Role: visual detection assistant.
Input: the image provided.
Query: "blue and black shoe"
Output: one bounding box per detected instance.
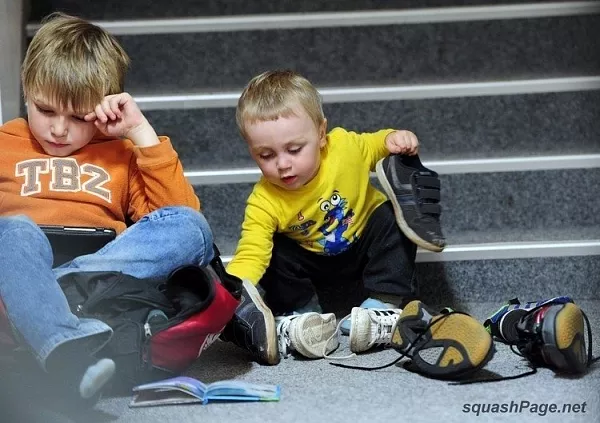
[220,280,279,365]
[375,154,445,252]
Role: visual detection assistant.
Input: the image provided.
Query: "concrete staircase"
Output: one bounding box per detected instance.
[26,0,600,304]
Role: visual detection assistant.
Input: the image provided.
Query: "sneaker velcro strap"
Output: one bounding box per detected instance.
[415,175,440,189]
[419,203,442,215]
[417,188,440,202]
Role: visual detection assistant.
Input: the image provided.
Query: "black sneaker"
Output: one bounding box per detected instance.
[511,301,589,374]
[376,154,445,252]
[220,280,279,365]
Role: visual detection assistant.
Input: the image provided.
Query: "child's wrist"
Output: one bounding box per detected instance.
[127,119,159,147]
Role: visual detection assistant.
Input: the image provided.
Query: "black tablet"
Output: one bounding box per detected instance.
[39,225,117,267]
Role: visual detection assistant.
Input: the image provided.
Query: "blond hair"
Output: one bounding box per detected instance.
[236,70,325,139]
[21,12,130,113]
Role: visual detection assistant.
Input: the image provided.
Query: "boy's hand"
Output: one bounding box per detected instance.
[385,130,419,155]
[85,93,159,147]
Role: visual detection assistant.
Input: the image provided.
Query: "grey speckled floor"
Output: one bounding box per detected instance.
[92,300,600,423]
[3,301,599,423]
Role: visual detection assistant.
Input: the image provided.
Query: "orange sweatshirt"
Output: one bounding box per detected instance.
[0,118,200,233]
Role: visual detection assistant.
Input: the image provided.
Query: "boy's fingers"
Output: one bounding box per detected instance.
[407,134,419,151]
[101,98,116,120]
[84,112,96,121]
[95,104,108,123]
[109,95,123,118]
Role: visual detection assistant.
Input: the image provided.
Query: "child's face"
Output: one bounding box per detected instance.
[245,106,327,190]
[27,94,97,157]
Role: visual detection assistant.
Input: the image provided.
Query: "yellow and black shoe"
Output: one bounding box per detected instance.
[390,300,494,380]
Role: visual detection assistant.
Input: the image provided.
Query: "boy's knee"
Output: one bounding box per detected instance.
[0,215,52,255]
[0,215,42,236]
[156,206,214,248]
[179,207,213,242]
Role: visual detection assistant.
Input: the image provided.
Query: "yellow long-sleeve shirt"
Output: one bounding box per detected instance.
[0,118,200,233]
[227,127,394,284]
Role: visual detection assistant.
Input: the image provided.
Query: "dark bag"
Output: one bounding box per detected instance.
[57,253,241,388]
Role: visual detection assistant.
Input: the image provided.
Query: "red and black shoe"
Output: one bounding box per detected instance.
[512,301,591,374]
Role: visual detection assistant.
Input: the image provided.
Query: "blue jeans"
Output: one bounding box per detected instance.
[0,207,214,370]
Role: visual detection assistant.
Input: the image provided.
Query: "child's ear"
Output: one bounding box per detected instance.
[319,118,328,148]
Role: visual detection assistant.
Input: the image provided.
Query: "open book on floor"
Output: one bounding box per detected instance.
[129,376,281,407]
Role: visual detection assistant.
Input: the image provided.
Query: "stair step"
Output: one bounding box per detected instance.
[215,250,600,303]
[195,167,600,256]
[99,14,600,93]
[147,89,600,170]
[216,231,600,263]
[136,76,600,110]
[416,255,600,303]
[443,226,600,245]
[185,155,600,186]
[29,1,595,21]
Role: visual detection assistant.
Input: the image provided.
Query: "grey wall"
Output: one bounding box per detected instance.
[0,0,26,123]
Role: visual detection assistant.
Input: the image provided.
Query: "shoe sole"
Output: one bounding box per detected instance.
[375,159,444,252]
[392,301,494,379]
[541,303,587,373]
[290,313,338,359]
[242,280,279,365]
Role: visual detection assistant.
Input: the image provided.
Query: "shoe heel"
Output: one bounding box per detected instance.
[291,313,338,359]
[542,303,587,373]
[349,307,368,352]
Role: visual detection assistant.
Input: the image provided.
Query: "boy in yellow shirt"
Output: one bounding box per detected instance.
[227,70,493,379]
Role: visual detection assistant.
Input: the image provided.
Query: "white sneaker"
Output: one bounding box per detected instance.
[277,312,339,359]
[349,308,402,353]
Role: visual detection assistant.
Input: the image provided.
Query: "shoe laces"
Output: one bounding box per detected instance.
[323,314,354,360]
[276,315,298,359]
[368,309,400,345]
[328,309,465,369]
[323,309,401,360]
